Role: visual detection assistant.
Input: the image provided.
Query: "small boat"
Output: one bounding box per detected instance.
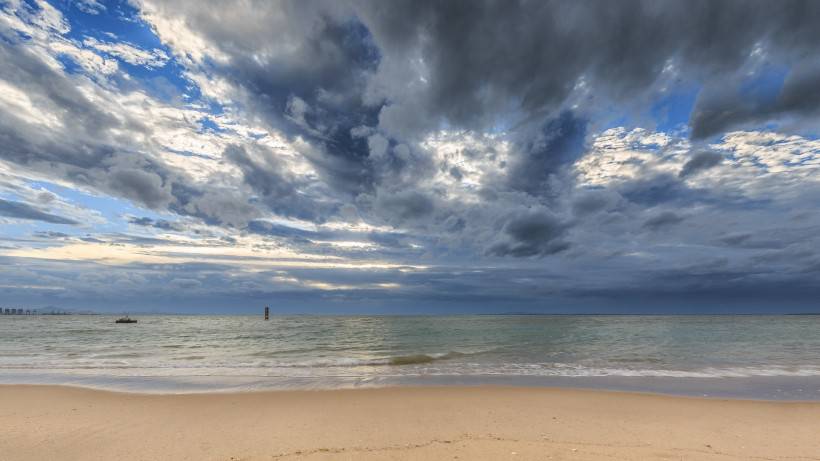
[115,315,137,324]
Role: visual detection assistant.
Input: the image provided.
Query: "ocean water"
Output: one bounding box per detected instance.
[1,315,820,399]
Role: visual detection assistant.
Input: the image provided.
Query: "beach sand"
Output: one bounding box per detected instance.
[1,385,819,460]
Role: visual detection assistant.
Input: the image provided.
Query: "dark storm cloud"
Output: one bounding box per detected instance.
[594,253,820,308]
[571,189,621,217]
[642,211,684,231]
[488,209,570,257]
[778,60,820,117]
[690,59,820,138]
[246,220,356,248]
[0,199,79,225]
[571,271,820,311]
[679,151,723,178]
[717,233,788,250]
[108,168,172,209]
[127,216,186,232]
[128,217,156,227]
[375,190,434,222]
[358,0,820,137]
[619,172,772,211]
[619,174,694,206]
[365,229,418,250]
[508,112,587,196]
[33,231,70,239]
[225,145,333,222]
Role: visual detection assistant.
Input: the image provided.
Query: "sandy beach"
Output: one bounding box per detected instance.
[1,385,819,460]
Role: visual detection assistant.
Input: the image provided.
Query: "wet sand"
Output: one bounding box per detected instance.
[1,385,819,460]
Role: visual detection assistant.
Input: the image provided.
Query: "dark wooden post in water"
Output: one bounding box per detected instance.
[264,306,269,320]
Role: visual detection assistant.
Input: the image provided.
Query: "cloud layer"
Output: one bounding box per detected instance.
[1,0,819,312]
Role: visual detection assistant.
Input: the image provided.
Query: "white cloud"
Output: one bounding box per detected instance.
[83,37,169,68]
[74,0,106,15]
[0,79,62,128]
[136,0,228,66]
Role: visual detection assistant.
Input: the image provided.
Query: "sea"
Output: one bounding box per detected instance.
[1,315,819,399]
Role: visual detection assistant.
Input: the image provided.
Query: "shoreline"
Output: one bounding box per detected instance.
[2,385,819,460]
[3,381,820,403]
[3,372,820,401]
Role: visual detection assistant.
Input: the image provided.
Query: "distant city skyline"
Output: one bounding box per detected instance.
[2,1,820,313]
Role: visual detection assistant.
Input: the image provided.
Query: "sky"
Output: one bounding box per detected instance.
[1,0,820,314]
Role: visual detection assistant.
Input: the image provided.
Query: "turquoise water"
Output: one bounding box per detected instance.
[1,315,819,398]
